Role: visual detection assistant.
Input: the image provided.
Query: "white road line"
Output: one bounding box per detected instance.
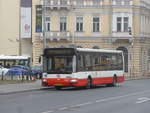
[58,107,68,111]
[71,102,94,107]
[41,90,150,113]
[136,97,150,104]
[95,90,150,103]
[41,111,54,113]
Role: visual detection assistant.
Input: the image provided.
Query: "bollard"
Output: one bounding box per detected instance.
[1,71,4,81]
[11,74,13,80]
[22,72,24,82]
[18,75,20,80]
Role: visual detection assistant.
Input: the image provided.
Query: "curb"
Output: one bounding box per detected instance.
[0,88,41,95]
[125,77,150,81]
[0,87,51,95]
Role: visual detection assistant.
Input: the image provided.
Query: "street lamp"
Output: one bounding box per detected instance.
[128,27,135,79]
[128,27,132,35]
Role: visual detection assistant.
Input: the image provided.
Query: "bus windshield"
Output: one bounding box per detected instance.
[46,56,73,74]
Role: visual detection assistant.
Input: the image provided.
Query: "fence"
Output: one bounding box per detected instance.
[0,72,35,81]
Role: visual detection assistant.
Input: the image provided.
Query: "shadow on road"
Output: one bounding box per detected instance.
[40,84,123,92]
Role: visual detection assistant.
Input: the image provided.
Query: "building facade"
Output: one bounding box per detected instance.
[0,0,32,58]
[32,0,150,78]
[0,0,20,56]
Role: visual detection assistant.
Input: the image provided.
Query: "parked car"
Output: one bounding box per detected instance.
[0,66,9,75]
[31,66,43,79]
[5,65,32,76]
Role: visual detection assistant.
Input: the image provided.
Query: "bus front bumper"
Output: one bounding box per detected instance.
[42,78,86,87]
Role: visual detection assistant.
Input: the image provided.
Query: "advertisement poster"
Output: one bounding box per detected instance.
[21,0,32,38]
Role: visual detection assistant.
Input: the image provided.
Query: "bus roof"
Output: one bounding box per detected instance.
[44,47,122,55]
[76,48,122,53]
[0,55,29,60]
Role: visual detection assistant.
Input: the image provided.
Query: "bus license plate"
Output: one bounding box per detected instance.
[54,84,63,86]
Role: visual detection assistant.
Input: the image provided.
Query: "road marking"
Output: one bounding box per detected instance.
[42,111,54,113]
[136,97,150,104]
[72,102,94,107]
[58,107,68,111]
[41,90,150,113]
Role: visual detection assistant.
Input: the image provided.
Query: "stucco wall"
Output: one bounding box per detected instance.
[0,0,20,55]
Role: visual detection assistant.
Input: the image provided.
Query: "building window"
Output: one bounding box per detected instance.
[76,0,83,6]
[60,17,67,32]
[116,0,122,5]
[93,0,100,6]
[93,17,100,32]
[116,17,129,32]
[60,0,68,5]
[117,17,122,32]
[53,0,58,5]
[124,0,130,5]
[45,0,50,5]
[124,17,129,32]
[45,16,50,32]
[76,17,83,32]
[36,5,42,32]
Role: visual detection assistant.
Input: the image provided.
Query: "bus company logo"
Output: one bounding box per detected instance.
[44,74,48,77]
[56,74,60,78]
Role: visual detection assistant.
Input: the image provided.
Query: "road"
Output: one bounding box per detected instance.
[0,79,150,113]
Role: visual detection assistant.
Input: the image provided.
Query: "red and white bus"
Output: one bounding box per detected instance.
[42,48,124,89]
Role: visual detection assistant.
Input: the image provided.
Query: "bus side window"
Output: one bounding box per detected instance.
[85,54,92,71]
[47,58,52,71]
[100,55,111,71]
[77,55,84,71]
[92,55,98,71]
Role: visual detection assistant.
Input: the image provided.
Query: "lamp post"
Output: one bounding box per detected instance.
[131,39,134,79]
[42,1,47,49]
[0,66,4,81]
[128,27,134,79]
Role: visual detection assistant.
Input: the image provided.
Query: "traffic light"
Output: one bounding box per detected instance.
[128,27,132,35]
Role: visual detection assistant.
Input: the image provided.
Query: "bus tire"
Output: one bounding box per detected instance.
[55,86,62,90]
[86,78,92,89]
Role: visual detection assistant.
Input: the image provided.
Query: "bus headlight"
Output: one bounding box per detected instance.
[70,79,77,82]
[43,79,47,82]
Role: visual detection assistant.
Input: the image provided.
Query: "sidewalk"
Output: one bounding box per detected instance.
[0,80,43,95]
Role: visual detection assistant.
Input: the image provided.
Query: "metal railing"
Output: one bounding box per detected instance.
[44,31,71,41]
[44,0,72,8]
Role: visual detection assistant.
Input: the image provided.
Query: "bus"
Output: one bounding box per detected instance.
[42,48,124,89]
[0,55,30,68]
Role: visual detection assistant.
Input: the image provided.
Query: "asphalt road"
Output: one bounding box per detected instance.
[0,79,150,113]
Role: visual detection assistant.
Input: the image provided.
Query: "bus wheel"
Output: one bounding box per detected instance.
[112,76,117,87]
[86,78,92,89]
[55,86,62,90]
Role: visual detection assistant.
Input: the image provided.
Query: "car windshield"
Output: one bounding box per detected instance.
[46,56,73,74]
